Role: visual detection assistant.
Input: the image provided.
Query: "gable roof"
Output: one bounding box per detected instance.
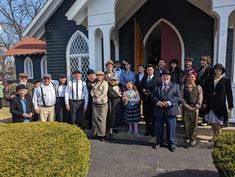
[22,0,64,39]
[4,37,46,56]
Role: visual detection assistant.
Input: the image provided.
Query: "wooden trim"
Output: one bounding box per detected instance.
[134,18,144,73]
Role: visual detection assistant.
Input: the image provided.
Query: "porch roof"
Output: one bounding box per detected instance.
[4,37,46,56]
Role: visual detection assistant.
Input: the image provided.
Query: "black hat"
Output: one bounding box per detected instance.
[170,58,179,65]
[115,60,122,65]
[58,74,67,78]
[213,63,225,73]
[146,64,155,69]
[138,64,145,68]
[72,70,81,75]
[161,69,172,76]
[87,69,95,75]
[16,84,27,92]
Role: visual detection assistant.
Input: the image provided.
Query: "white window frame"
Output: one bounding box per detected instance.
[66,30,89,80]
[24,56,34,79]
[41,55,47,78]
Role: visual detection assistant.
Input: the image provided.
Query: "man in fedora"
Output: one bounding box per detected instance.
[5,73,34,101]
[151,70,180,152]
[65,70,88,128]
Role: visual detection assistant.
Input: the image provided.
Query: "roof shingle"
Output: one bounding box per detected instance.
[4,37,46,56]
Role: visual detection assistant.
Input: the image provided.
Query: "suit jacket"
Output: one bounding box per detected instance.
[204,77,233,123]
[135,73,145,93]
[151,82,180,116]
[155,68,165,79]
[140,75,159,101]
[10,94,33,122]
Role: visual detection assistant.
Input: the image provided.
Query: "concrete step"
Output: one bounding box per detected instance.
[137,119,235,137]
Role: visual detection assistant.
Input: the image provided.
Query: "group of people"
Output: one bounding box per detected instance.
[3,56,233,152]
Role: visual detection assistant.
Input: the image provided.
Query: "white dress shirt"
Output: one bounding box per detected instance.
[33,82,56,109]
[65,80,88,106]
[52,80,66,97]
[138,73,144,82]
[113,67,123,80]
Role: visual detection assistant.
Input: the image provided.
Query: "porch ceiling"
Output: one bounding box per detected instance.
[187,0,213,17]
[115,0,147,29]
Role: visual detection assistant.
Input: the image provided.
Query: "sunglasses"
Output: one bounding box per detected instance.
[43,77,50,80]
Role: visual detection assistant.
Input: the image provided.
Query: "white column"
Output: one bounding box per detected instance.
[95,29,103,71]
[215,11,230,67]
[101,25,113,69]
[88,27,96,70]
[114,41,119,60]
[213,19,219,64]
[230,25,235,123]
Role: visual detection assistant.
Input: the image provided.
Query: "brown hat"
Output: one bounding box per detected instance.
[18,73,29,77]
[161,69,172,76]
[96,71,105,75]
[123,60,130,65]
[105,60,114,67]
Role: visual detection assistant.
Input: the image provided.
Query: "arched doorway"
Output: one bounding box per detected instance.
[144,19,184,67]
[66,30,89,80]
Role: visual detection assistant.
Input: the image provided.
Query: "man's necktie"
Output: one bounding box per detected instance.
[163,83,169,93]
[147,76,151,83]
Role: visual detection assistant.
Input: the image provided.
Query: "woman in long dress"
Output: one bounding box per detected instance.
[204,64,233,141]
[91,71,109,142]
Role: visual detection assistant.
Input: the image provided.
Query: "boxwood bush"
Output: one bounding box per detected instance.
[212,132,235,177]
[0,122,90,177]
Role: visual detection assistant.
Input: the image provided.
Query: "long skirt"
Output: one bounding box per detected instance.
[124,104,140,123]
[92,102,108,137]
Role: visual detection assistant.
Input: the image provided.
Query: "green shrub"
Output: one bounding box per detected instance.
[0,122,90,177]
[212,132,235,177]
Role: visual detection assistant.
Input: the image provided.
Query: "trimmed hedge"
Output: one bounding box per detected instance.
[0,122,90,177]
[212,132,235,177]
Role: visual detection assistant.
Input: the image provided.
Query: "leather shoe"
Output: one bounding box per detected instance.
[144,131,151,136]
[152,143,164,149]
[168,146,176,152]
[98,137,105,142]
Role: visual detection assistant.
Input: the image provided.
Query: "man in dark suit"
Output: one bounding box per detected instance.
[135,64,145,95]
[140,64,159,136]
[151,70,180,152]
[155,59,167,79]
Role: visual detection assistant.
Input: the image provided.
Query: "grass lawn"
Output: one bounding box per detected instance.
[0,107,11,123]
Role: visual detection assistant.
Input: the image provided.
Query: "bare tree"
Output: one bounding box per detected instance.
[0,0,46,80]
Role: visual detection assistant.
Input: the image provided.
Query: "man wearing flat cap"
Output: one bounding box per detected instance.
[65,70,88,128]
[86,69,97,129]
[33,73,57,122]
[151,69,180,152]
[5,73,34,101]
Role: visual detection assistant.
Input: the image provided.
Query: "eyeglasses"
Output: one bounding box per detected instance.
[43,77,50,80]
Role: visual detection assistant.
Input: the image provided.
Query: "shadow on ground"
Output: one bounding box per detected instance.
[153,169,218,177]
